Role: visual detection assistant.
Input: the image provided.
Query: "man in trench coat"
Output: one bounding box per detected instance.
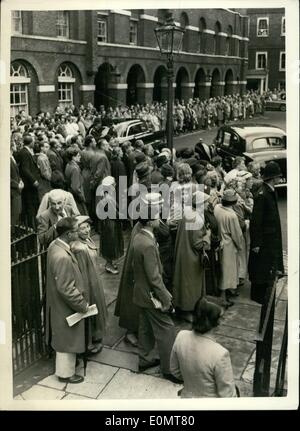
[132,193,181,384]
[46,217,89,384]
[248,161,284,308]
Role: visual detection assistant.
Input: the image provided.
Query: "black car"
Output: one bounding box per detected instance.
[214,124,287,187]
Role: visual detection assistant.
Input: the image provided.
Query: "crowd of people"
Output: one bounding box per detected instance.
[10,91,284,398]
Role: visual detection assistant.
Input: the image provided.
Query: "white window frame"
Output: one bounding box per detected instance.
[256,51,268,70]
[129,20,138,45]
[12,11,22,34]
[279,51,286,71]
[58,65,74,108]
[56,11,70,39]
[10,63,30,117]
[97,14,107,42]
[281,17,285,36]
[257,17,269,37]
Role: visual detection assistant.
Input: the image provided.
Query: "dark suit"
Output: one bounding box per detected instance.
[17,146,41,227]
[36,205,76,247]
[10,156,22,230]
[48,148,65,189]
[132,229,175,373]
[248,182,284,304]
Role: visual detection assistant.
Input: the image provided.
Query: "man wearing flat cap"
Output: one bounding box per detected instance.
[248,161,284,308]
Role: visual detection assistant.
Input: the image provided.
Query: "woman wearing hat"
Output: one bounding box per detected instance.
[214,189,244,307]
[170,297,237,398]
[173,188,211,320]
[65,147,88,215]
[96,176,124,274]
[70,216,108,355]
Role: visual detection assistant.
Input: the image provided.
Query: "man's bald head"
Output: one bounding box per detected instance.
[48,189,66,215]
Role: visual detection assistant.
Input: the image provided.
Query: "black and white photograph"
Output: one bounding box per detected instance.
[0,0,298,411]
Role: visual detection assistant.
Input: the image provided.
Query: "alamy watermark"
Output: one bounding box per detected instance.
[95,177,207,230]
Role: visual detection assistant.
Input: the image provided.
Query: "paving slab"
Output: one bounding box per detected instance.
[76,361,119,385]
[97,369,181,399]
[13,395,24,400]
[275,300,287,321]
[241,349,287,391]
[212,334,255,379]
[236,380,254,397]
[103,302,126,347]
[37,374,67,391]
[114,338,139,355]
[21,384,65,400]
[65,380,105,399]
[63,393,95,400]
[212,324,257,344]
[272,320,286,351]
[92,347,139,372]
[221,303,261,332]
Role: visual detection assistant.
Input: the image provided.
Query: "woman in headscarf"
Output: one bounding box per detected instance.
[70,216,108,354]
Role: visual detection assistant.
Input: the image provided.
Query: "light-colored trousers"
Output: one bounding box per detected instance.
[55,352,76,378]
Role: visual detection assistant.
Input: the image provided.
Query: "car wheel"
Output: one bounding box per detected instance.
[280,104,286,112]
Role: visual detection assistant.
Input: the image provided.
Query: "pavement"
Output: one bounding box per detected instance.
[13,228,288,401]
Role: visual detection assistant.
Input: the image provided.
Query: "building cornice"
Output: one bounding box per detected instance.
[12,34,87,44]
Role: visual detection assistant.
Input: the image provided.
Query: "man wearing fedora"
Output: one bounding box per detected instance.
[132,193,181,384]
[248,161,284,310]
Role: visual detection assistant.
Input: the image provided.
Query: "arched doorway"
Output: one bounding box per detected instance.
[126,64,146,106]
[210,68,221,98]
[153,66,167,102]
[94,63,113,110]
[194,68,206,99]
[224,69,234,95]
[175,67,189,101]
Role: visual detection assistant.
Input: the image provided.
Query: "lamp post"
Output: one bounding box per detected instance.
[155,13,185,164]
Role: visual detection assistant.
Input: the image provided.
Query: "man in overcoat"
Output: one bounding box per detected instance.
[17,135,41,227]
[132,193,181,384]
[46,217,89,384]
[36,189,77,247]
[10,141,24,232]
[248,161,284,308]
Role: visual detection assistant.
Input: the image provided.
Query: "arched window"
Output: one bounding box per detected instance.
[213,22,221,55]
[180,12,189,51]
[199,17,206,53]
[226,26,233,56]
[58,64,75,108]
[10,62,30,117]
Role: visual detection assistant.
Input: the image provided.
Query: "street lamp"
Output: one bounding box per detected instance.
[155,13,185,164]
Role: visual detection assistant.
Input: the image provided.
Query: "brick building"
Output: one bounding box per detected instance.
[236,8,285,93]
[10,8,249,116]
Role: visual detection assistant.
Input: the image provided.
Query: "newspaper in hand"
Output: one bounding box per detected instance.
[66,304,98,327]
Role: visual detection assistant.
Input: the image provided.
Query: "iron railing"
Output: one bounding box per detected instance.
[11,223,48,374]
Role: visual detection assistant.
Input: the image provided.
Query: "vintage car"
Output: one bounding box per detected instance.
[214,124,287,187]
[112,120,164,147]
[265,99,286,112]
